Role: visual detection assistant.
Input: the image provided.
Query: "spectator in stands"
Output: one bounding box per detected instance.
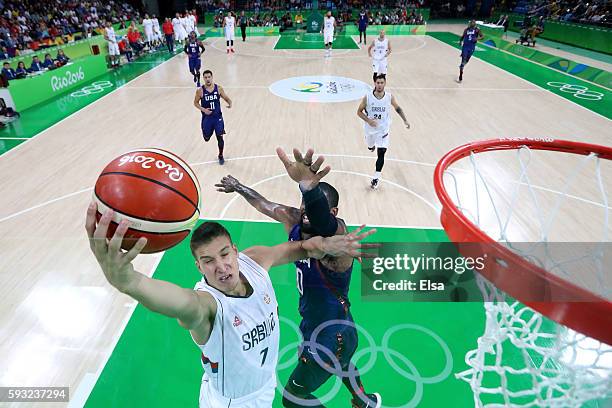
[162,17,174,52]
[42,53,56,69]
[1,61,15,79]
[536,15,545,33]
[0,46,7,59]
[15,61,27,78]
[295,10,304,25]
[30,55,43,72]
[0,0,143,52]
[56,49,70,65]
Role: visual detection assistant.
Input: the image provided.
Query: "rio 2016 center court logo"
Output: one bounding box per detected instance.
[269,76,370,103]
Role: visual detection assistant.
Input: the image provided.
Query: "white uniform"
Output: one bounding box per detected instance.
[224,16,236,41]
[152,18,161,41]
[179,16,189,40]
[372,37,389,74]
[363,90,392,148]
[184,13,195,34]
[323,16,335,44]
[172,17,184,41]
[142,18,154,43]
[105,26,119,56]
[193,253,279,407]
[190,14,199,35]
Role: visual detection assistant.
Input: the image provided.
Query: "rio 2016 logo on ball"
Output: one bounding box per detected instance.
[93,148,201,253]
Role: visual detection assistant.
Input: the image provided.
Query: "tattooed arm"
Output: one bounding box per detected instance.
[215,175,301,232]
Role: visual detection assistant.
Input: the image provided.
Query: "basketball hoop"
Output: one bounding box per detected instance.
[433,138,612,407]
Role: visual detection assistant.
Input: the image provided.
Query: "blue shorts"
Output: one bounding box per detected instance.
[287,322,358,392]
[300,317,358,369]
[201,114,225,140]
[461,46,475,61]
[188,57,201,73]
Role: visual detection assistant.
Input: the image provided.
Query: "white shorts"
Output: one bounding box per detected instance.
[364,129,390,149]
[108,42,120,56]
[145,30,154,43]
[199,375,275,408]
[324,31,334,44]
[372,58,388,74]
[225,29,235,41]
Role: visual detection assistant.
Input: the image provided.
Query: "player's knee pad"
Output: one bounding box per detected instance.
[203,133,213,142]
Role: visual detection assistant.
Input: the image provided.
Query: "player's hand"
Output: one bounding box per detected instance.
[405,121,410,129]
[367,119,378,127]
[226,103,231,109]
[307,225,379,259]
[215,175,241,193]
[276,147,331,190]
[201,108,212,115]
[85,202,147,294]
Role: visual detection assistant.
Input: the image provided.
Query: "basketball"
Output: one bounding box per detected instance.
[93,148,201,254]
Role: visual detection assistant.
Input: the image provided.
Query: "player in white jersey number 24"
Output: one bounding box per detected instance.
[357,75,410,190]
[85,193,376,407]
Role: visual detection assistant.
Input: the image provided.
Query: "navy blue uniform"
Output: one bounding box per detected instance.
[461,27,480,62]
[200,84,225,140]
[287,223,358,390]
[358,13,367,31]
[185,40,203,73]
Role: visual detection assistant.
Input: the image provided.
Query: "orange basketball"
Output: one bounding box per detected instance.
[94,148,201,254]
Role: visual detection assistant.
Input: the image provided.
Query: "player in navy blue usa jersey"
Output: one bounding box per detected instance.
[184,31,205,86]
[193,70,232,165]
[216,148,381,408]
[458,20,483,82]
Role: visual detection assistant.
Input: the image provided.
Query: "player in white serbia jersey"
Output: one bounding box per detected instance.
[223,11,236,53]
[367,30,392,83]
[85,203,375,407]
[357,75,410,189]
[322,11,336,57]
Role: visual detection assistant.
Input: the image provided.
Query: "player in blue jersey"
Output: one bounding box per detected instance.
[458,20,483,83]
[193,70,232,165]
[216,148,381,408]
[184,31,205,86]
[357,9,368,45]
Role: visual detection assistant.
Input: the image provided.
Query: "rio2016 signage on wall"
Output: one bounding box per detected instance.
[9,55,108,111]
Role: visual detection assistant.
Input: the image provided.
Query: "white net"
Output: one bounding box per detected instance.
[444,145,612,407]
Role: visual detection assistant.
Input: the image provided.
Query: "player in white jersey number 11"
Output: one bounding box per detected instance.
[85,177,377,407]
[357,75,410,190]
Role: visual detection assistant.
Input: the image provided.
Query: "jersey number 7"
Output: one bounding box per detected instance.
[260,347,268,366]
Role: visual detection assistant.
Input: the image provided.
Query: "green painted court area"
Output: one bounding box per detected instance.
[85,220,485,408]
[275,33,360,50]
[85,220,609,407]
